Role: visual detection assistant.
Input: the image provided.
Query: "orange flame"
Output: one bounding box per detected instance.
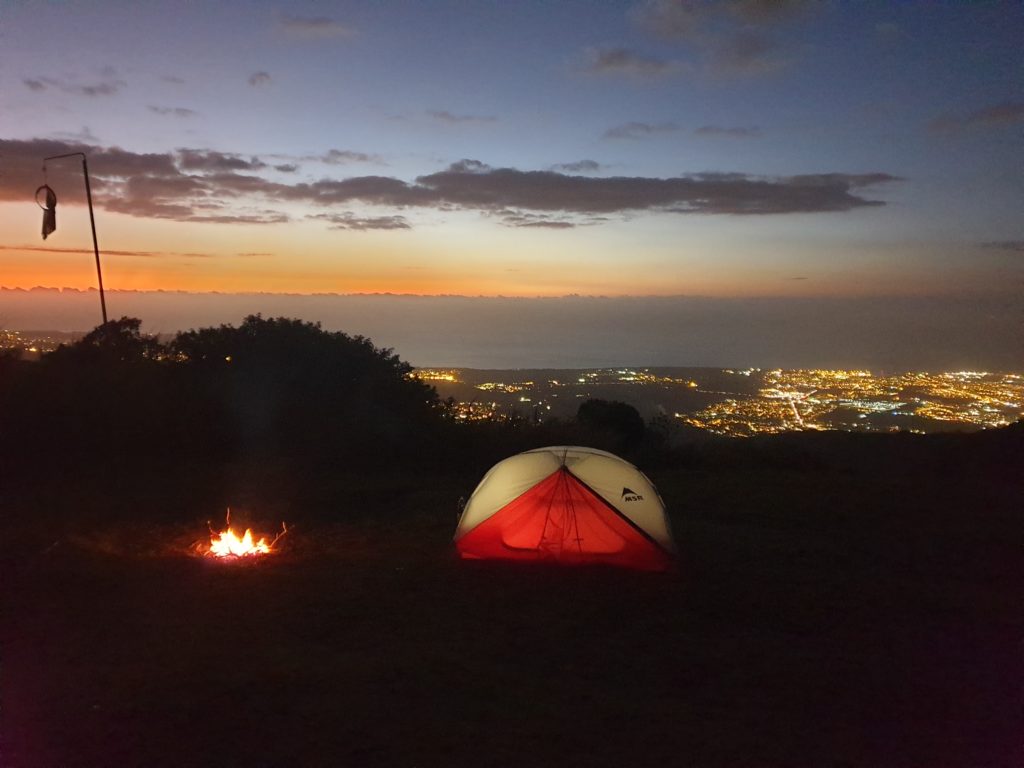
[206,508,287,558]
[209,527,271,557]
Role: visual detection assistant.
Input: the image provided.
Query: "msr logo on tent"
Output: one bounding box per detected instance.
[621,487,644,502]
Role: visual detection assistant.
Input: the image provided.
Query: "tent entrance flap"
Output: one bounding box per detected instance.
[500,468,627,555]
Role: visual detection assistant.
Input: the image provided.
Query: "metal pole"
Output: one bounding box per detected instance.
[43,152,108,324]
[80,156,107,324]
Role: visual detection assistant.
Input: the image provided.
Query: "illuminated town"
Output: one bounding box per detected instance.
[3,332,1019,436]
[0,329,76,359]
[413,366,1023,436]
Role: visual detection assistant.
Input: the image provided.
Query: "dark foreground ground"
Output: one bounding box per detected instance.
[2,433,1022,767]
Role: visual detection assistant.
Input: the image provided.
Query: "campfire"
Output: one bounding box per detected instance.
[206,509,288,558]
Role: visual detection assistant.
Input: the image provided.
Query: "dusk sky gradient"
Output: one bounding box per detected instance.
[1,1,1021,366]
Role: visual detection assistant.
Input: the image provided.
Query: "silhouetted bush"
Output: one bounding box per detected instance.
[0,315,446,471]
[0,317,179,463]
[169,315,441,464]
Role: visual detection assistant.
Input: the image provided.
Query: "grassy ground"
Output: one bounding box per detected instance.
[2,437,1021,767]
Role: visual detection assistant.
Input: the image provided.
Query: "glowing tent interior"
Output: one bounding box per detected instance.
[454,446,676,571]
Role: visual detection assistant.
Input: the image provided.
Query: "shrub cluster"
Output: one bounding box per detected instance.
[0,316,442,470]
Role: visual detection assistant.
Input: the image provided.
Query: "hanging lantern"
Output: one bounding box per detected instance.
[36,184,57,240]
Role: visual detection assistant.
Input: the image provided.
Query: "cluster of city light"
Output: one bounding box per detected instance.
[449,401,501,421]
[422,366,1022,434]
[677,397,809,436]
[0,330,68,355]
[411,369,461,383]
[610,369,697,387]
[683,369,1023,436]
[475,381,533,393]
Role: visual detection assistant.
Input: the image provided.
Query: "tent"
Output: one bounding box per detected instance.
[454,446,676,571]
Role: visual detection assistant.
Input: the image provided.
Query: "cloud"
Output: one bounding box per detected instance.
[446,159,490,174]
[80,81,124,97]
[0,138,274,224]
[273,163,299,173]
[281,175,431,207]
[177,149,266,172]
[550,160,605,173]
[49,126,100,142]
[496,211,577,229]
[319,149,382,165]
[307,212,411,231]
[0,244,213,258]
[427,110,497,124]
[710,31,789,76]
[177,211,290,225]
[731,0,812,24]
[23,75,126,96]
[603,121,681,139]
[161,75,186,84]
[0,139,901,230]
[199,171,286,195]
[0,244,158,257]
[248,71,272,87]
[148,105,199,118]
[634,0,702,40]
[279,15,353,39]
[930,101,1024,133]
[584,48,677,77]
[511,220,575,229]
[695,125,761,138]
[410,163,900,215]
[633,0,812,77]
[980,240,1024,252]
[636,0,811,40]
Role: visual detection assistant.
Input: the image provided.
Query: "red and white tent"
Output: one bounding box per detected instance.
[454,446,676,571]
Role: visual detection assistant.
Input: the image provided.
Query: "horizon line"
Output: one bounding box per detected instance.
[0,285,994,301]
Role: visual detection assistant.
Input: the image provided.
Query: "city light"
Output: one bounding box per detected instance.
[6,339,1023,436]
[415,365,1023,435]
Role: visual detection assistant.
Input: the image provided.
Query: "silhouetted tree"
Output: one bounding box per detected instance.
[576,398,646,454]
[170,315,441,462]
[47,316,162,364]
[0,317,179,462]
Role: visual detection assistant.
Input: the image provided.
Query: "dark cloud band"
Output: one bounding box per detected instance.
[0,139,900,228]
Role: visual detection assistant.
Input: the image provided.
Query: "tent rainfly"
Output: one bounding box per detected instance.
[454,446,676,571]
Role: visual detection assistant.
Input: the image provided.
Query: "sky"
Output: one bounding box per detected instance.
[0,1,1022,367]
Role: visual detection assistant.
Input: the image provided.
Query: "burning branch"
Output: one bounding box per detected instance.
[270,521,290,548]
